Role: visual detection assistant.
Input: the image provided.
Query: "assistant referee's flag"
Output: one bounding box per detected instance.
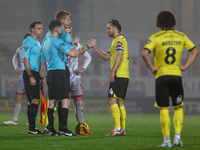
[40,91,47,126]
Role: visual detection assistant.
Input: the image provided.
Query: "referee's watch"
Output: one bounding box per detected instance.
[86,44,90,49]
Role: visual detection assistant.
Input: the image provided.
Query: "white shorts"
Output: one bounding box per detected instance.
[70,78,83,99]
[16,78,26,95]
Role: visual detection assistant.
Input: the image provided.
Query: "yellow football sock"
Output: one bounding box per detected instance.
[119,105,126,129]
[160,109,171,138]
[173,108,183,134]
[110,104,121,128]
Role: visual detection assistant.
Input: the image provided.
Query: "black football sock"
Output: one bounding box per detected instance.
[57,101,62,131]
[27,104,31,125]
[29,103,38,130]
[48,108,54,130]
[61,108,69,132]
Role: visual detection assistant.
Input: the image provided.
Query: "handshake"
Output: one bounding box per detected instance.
[73,37,97,49]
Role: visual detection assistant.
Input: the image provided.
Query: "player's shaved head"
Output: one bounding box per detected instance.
[156,10,176,30]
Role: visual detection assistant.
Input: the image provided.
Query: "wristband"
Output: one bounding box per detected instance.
[74,43,78,46]
[86,44,90,49]
[29,75,33,78]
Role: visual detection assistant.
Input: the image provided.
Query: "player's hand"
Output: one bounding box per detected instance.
[151,67,160,76]
[73,68,85,75]
[73,36,80,44]
[30,77,36,85]
[179,65,186,71]
[16,68,22,75]
[87,39,97,48]
[109,71,115,83]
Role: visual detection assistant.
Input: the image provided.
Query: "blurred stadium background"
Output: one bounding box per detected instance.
[0,0,200,115]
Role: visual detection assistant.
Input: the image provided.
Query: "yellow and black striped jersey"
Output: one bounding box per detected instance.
[144,29,195,79]
[108,35,130,79]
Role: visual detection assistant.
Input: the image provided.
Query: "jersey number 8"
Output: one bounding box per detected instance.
[165,47,176,65]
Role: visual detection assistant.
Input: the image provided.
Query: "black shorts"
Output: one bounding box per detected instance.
[23,70,40,102]
[108,76,129,101]
[47,70,69,100]
[155,75,184,108]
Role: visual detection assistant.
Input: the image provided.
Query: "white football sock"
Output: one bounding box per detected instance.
[12,101,21,122]
[175,133,181,139]
[114,127,121,132]
[164,137,171,143]
[74,101,84,123]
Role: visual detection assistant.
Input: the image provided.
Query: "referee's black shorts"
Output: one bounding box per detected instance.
[155,75,184,108]
[23,70,40,102]
[108,76,129,101]
[47,70,70,100]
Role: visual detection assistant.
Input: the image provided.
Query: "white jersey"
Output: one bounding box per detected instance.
[12,46,23,79]
[66,43,92,82]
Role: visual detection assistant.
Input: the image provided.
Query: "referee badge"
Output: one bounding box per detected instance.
[23,46,29,52]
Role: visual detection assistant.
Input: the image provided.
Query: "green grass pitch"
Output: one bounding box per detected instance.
[0,113,200,150]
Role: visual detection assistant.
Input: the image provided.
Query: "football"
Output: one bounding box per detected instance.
[75,123,90,135]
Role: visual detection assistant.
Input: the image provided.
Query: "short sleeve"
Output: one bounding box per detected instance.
[22,40,31,59]
[184,35,195,51]
[55,39,70,54]
[144,35,156,52]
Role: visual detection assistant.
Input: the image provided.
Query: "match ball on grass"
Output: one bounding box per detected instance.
[75,123,90,135]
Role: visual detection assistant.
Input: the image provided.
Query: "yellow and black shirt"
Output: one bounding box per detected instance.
[144,29,195,79]
[108,35,130,79]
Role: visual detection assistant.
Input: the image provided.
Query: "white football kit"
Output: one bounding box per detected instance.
[66,43,92,98]
[12,46,26,94]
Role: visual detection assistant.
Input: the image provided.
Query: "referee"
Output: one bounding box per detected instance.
[22,21,44,134]
[142,10,198,147]
[41,20,95,136]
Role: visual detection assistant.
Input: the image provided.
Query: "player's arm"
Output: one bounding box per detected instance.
[65,37,80,57]
[74,39,96,57]
[74,45,90,58]
[41,62,47,78]
[12,49,22,75]
[89,39,110,61]
[142,49,159,76]
[23,58,36,85]
[179,47,199,71]
[110,50,123,82]
[73,51,92,75]
[93,46,110,61]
